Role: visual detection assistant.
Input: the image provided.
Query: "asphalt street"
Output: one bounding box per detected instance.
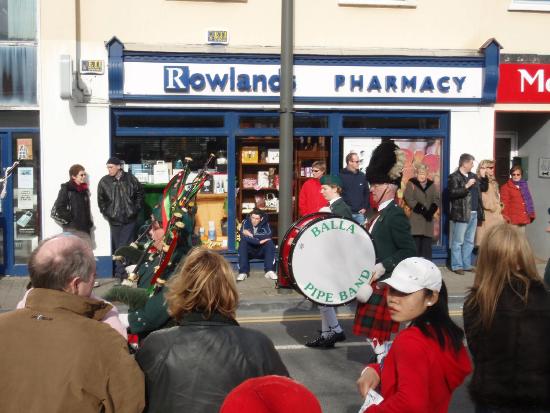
[238,300,474,413]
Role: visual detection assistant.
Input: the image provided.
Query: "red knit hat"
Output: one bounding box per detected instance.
[220,375,322,413]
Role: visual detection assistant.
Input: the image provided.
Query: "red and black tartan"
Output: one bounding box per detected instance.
[353,284,398,342]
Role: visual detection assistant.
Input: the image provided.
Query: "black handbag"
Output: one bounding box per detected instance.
[51,191,72,226]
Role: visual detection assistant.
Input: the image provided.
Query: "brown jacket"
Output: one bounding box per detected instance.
[403,178,440,238]
[0,288,144,413]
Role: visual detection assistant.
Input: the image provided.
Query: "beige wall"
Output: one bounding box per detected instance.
[40,0,550,55]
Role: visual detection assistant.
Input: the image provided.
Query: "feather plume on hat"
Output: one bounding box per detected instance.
[365,139,405,186]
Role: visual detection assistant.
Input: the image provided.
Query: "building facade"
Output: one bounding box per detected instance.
[1,0,549,274]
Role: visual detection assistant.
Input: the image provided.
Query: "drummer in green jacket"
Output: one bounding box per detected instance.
[305,174,353,348]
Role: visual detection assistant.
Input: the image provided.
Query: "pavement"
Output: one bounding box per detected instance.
[1,264,546,315]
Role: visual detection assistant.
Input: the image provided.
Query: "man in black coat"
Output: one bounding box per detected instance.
[98,157,144,280]
[447,153,487,275]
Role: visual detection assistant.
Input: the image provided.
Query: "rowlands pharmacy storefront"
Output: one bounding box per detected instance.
[106,38,499,264]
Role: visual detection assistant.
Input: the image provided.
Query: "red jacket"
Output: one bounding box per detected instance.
[366,327,472,413]
[298,178,328,216]
[500,180,533,225]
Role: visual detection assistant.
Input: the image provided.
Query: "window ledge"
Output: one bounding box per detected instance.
[508,1,550,12]
[339,0,417,7]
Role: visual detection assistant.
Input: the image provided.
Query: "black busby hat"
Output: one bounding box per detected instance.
[365,139,405,186]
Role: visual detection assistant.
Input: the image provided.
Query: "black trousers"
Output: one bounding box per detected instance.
[413,235,433,260]
[111,220,137,278]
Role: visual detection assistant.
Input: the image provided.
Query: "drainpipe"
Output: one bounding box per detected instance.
[278,0,294,246]
[74,0,90,100]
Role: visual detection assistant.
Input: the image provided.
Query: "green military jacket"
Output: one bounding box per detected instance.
[371,202,416,277]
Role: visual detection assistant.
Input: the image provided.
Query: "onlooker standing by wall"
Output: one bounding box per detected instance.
[98,157,144,280]
[475,160,504,247]
[403,163,440,259]
[51,164,94,234]
[298,160,328,216]
[464,223,550,413]
[447,153,488,275]
[340,152,370,225]
[500,165,536,231]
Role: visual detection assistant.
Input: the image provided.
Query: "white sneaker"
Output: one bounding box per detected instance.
[264,271,277,280]
[237,273,248,282]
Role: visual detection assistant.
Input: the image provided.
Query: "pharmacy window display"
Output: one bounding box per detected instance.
[343,137,442,243]
[113,136,229,249]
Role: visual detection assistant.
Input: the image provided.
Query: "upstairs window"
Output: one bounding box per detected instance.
[0,0,37,41]
[509,0,550,11]
[338,0,417,7]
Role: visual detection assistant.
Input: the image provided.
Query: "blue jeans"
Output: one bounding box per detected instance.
[352,213,365,225]
[450,211,477,271]
[238,239,276,274]
[111,220,137,279]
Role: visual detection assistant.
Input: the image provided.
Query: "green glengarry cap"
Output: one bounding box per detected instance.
[320,174,343,187]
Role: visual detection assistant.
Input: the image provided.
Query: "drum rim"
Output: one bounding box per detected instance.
[277,212,331,280]
[287,214,376,307]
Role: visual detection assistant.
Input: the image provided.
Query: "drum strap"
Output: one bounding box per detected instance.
[365,212,381,232]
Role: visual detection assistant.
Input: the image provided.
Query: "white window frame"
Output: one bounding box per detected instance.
[508,0,550,12]
[338,0,417,7]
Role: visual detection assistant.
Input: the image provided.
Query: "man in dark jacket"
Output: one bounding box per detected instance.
[98,157,144,280]
[448,153,488,275]
[237,208,276,281]
[340,152,370,225]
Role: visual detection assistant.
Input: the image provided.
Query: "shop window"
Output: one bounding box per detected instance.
[0,45,37,105]
[114,136,229,249]
[12,131,40,264]
[0,0,37,40]
[118,114,224,129]
[342,116,439,129]
[509,0,550,11]
[294,115,329,128]
[338,0,417,7]
[342,137,443,244]
[239,116,279,129]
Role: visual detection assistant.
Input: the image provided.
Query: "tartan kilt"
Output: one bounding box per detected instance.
[353,284,398,342]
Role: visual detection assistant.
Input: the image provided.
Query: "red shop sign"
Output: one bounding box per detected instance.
[497,63,550,103]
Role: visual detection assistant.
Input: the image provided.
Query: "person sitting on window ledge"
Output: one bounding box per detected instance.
[237,209,277,282]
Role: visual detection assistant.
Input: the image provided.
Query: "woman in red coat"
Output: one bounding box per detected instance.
[356,257,471,413]
[500,165,535,229]
[298,160,328,216]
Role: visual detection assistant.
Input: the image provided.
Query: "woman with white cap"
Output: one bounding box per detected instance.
[356,257,472,413]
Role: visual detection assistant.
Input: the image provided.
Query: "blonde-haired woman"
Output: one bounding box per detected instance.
[475,160,504,246]
[136,248,289,413]
[464,223,550,413]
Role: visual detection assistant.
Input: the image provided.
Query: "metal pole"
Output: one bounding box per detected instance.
[278,0,294,247]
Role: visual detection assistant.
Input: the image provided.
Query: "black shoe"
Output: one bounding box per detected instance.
[322,330,346,348]
[305,334,327,348]
[453,269,465,275]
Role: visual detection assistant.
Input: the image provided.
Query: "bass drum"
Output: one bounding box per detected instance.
[279,214,376,306]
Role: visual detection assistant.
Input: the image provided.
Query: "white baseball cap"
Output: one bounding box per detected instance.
[380,257,442,293]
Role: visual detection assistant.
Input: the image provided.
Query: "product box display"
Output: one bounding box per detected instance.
[242,177,257,189]
[241,146,259,163]
[257,171,270,188]
[267,148,279,163]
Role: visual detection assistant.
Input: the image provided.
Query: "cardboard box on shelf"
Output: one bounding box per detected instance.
[241,146,259,163]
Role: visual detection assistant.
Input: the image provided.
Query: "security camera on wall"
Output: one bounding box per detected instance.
[60,54,74,99]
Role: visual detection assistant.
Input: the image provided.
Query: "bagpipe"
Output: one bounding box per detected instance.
[113,154,216,296]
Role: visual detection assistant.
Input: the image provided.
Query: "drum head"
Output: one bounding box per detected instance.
[288,215,376,306]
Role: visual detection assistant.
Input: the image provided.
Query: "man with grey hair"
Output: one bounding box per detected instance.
[0,233,144,413]
[448,153,488,275]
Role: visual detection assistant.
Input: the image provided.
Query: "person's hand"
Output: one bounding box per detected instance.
[372,263,386,280]
[359,208,366,215]
[465,178,476,189]
[479,167,487,178]
[243,229,253,237]
[357,367,380,398]
[259,238,270,244]
[546,224,550,233]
